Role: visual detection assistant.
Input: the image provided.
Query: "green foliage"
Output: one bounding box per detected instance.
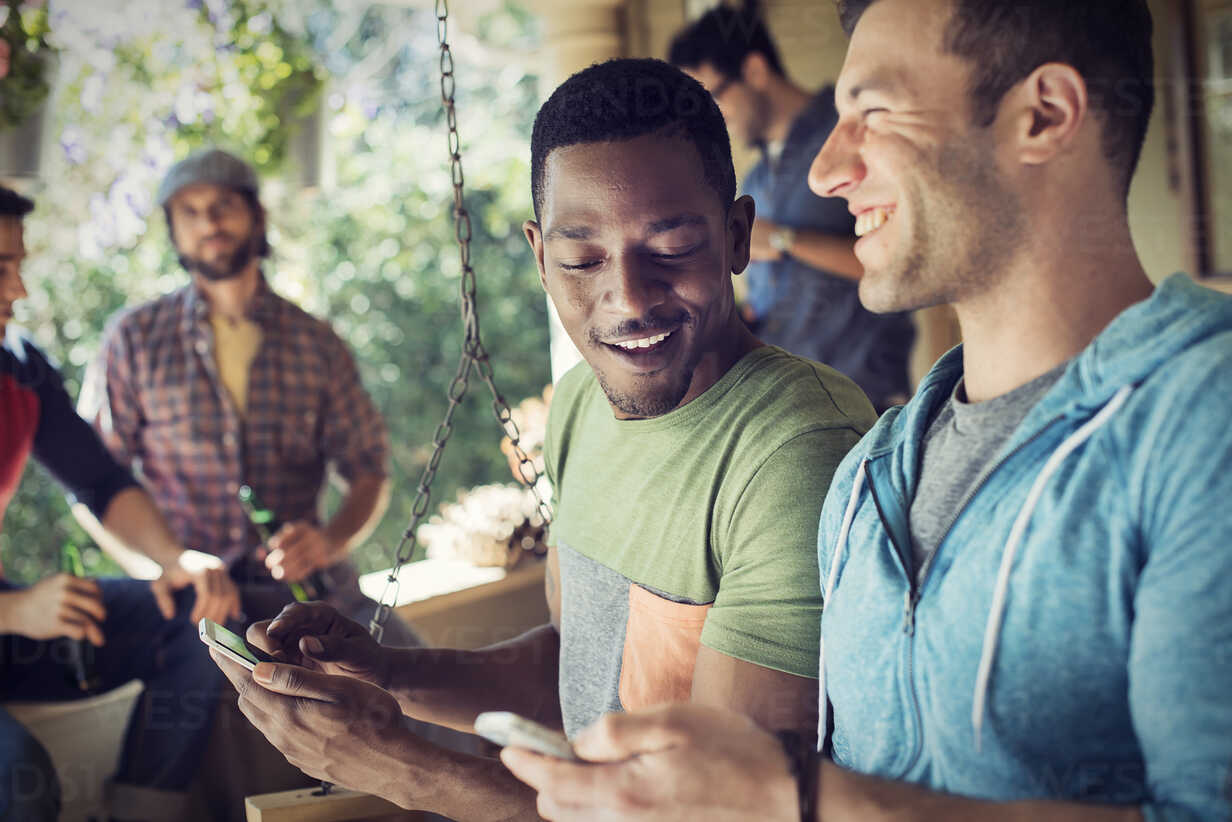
[0,0,55,129]
[103,0,322,174]
[1,0,549,581]
[185,0,322,172]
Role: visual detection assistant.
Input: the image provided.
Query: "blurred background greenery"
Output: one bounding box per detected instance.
[1,0,550,582]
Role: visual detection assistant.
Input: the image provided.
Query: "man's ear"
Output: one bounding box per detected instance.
[1002,63,1088,167]
[523,219,549,291]
[740,52,773,91]
[728,194,756,275]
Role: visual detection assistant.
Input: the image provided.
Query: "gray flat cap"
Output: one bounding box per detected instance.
[157,149,259,206]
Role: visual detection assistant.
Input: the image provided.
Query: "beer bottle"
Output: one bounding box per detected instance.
[59,543,102,693]
[237,485,327,601]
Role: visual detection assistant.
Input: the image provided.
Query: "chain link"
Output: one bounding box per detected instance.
[370,0,553,642]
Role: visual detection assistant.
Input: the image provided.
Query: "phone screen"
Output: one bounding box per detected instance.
[202,620,276,667]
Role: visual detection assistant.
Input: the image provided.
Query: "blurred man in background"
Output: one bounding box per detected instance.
[670,1,915,411]
[78,149,418,646]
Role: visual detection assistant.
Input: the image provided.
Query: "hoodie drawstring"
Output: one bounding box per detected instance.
[818,459,867,747]
[971,385,1135,749]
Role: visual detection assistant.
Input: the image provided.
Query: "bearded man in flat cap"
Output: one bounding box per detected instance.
[78,149,417,644]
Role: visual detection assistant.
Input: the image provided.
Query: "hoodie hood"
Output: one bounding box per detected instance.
[1066,273,1232,408]
[860,274,1232,459]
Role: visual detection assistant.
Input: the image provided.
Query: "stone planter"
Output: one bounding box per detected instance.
[0,101,47,179]
[287,90,331,191]
[0,54,57,181]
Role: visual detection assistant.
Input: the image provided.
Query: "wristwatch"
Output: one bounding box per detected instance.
[769,226,797,255]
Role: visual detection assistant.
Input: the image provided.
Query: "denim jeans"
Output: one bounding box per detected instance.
[0,578,221,819]
[0,706,58,821]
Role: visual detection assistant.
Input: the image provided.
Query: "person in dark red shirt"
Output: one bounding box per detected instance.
[0,187,222,821]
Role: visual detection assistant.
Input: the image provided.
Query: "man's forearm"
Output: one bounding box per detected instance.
[384,623,562,734]
[323,473,390,560]
[415,747,542,822]
[816,761,1145,822]
[71,487,183,578]
[783,230,863,281]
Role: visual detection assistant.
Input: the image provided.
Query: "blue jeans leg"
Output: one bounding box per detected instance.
[0,707,60,822]
[95,579,223,792]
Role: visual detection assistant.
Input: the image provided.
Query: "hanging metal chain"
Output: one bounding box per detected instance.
[369,0,553,642]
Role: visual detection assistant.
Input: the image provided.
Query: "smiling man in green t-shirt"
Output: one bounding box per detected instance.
[206,58,874,819]
[528,57,876,744]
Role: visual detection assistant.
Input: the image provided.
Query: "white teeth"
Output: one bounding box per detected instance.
[855,207,894,237]
[614,330,672,350]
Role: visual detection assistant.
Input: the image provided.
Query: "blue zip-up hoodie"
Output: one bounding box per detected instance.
[816,275,1232,821]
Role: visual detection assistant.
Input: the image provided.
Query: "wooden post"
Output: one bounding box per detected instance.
[521,0,629,382]
[244,786,425,822]
[909,304,962,389]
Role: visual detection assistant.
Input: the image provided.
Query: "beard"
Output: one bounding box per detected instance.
[595,367,695,418]
[587,311,697,419]
[179,230,261,281]
[860,138,1024,314]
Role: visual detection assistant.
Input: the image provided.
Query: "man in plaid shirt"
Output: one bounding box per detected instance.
[78,149,418,646]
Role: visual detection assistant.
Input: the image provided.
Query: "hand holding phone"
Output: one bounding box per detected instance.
[199,618,278,671]
[474,711,577,761]
[256,601,387,685]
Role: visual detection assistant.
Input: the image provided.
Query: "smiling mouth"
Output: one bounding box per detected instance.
[855,207,895,238]
[610,329,675,351]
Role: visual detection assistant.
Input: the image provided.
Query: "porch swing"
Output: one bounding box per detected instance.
[364,0,553,646]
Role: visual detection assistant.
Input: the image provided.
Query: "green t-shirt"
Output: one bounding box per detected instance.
[546,345,875,735]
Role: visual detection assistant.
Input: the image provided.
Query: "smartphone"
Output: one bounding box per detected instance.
[474,711,578,761]
[199,618,278,671]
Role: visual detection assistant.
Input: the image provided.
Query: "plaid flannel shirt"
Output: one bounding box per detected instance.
[79,276,389,566]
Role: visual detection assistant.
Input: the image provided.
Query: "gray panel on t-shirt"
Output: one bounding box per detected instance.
[556,542,629,738]
[908,364,1067,581]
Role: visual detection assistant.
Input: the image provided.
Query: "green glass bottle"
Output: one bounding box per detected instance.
[237,485,325,602]
[60,543,102,693]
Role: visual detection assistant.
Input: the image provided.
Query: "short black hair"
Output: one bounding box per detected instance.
[837,0,1154,196]
[0,187,34,219]
[529,58,737,221]
[668,1,785,80]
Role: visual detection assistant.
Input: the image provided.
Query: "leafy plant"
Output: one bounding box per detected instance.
[0,0,55,130]
[105,0,323,174]
[191,0,323,172]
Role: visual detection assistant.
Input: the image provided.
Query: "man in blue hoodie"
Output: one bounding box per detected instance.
[501,1,1232,821]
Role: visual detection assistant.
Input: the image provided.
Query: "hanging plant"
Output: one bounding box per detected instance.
[0,0,56,130]
[106,0,323,175]
[195,0,324,173]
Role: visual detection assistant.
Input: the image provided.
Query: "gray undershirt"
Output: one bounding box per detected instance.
[908,363,1068,581]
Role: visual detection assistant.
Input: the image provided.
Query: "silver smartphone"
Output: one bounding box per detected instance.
[199,618,277,671]
[474,711,578,760]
